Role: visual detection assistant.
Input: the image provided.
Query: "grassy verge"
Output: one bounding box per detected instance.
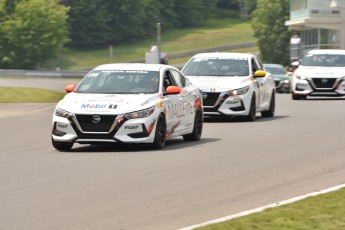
[58,18,256,70]
[0,87,65,103]
[196,188,345,230]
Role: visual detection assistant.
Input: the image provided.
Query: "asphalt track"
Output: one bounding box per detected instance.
[1,78,345,230]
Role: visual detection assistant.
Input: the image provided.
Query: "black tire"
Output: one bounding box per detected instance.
[244,94,256,121]
[292,93,306,100]
[261,91,275,117]
[52,137,73,151]
[183,109,203,141]
[151,114,167,149]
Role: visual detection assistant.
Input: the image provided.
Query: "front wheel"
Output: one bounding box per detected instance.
[151,114,167,149]
[183,109,203,141]
[244,94,256,121]
[52,137,73,151]
[261,91,275,117]
[292,93,306,100]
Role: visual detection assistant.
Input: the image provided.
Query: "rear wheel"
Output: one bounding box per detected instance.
[244,94,256,121]
[151,114,167,149]
[52,137,73,151]
[183,109,203,141]
[261,91,275,117]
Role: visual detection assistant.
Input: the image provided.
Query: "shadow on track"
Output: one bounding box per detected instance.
[55,137,220,153]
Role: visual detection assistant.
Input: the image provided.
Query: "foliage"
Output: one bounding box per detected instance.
[196,188,345,230]
[0,86,66,102]
[0,0,70,69]
[251,0,291,65]
[60,0,222,49]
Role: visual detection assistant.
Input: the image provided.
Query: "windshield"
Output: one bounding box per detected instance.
[264,65,286,75]
[75,70,160,94]
[301,54,345,67]
[183,57,249,76]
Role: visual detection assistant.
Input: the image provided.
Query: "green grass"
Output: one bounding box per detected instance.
[196,188,345,230]
[0,87,66,103]
[58,18,256,70]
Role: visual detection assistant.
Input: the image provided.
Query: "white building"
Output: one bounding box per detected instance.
[285,0,345,59]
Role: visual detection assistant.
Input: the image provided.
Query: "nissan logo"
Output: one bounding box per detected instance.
[202,92,208,99]
[321,78,328,84]
[92,115,101,124]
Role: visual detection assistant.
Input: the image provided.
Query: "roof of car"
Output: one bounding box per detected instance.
[92,63,170,71]
[190,52,257,59]
[307,49,345,55]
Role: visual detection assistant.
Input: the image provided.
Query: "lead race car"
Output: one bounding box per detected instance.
[291,49,345,100]
[181,52,276,121]
[51,63,203,151]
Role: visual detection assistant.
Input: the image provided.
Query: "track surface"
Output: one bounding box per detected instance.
[1,78,345,230]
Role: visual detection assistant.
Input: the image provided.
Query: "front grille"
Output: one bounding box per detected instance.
[311,78,337,89]
[75,114,117,132]
[203,92,221,106]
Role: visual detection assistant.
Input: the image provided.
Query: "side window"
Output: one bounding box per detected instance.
[251,59,259,73]
[163,70,175,91]
[170,69,186,88]
[254,58,263,70]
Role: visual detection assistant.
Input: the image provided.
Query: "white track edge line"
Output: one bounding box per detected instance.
[178,183,345,230]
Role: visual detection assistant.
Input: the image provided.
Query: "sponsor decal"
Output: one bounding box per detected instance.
[125,125,139,130]
[81,104,107,109]
[58,124,68,129]
[226,100,240,105]
[108,104,117,109]
[166,101,194,120]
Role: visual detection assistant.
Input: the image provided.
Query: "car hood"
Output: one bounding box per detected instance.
[57,93,162,114]
[185,75,251,92]
[296,66,345,78]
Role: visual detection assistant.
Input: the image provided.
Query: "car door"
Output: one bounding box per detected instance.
[251,58,264,109]
[162,69,187,137]
[168,69,196,134]
[252,58,271,109]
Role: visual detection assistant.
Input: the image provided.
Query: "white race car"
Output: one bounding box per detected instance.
[181,52,275,121]
[51,63,203,151]
[291,49,345,100]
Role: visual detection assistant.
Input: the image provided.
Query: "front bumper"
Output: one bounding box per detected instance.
[275,80,290,93]
[292,77,345,97]
[201,91,251,116]
[52,113,157,144]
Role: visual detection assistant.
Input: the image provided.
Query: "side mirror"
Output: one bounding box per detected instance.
[254,70,266,78]
[165,86,181,95]
[65,84,75,93]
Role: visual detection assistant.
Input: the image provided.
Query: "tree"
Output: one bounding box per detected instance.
[251,0,291,65]
[173,0,219,27]
[0,0,70,69]
[61,0,111,48]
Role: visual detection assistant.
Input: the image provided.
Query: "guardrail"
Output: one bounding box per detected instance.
[0,69,89,78]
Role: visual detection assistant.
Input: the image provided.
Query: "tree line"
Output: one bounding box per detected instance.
[0,0,291,69]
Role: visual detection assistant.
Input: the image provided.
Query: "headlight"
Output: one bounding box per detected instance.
[296,75,308,80]
[55,107,71,118]
[283,80,290,84]
[125,106,155,119]
[227,86,250,96]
